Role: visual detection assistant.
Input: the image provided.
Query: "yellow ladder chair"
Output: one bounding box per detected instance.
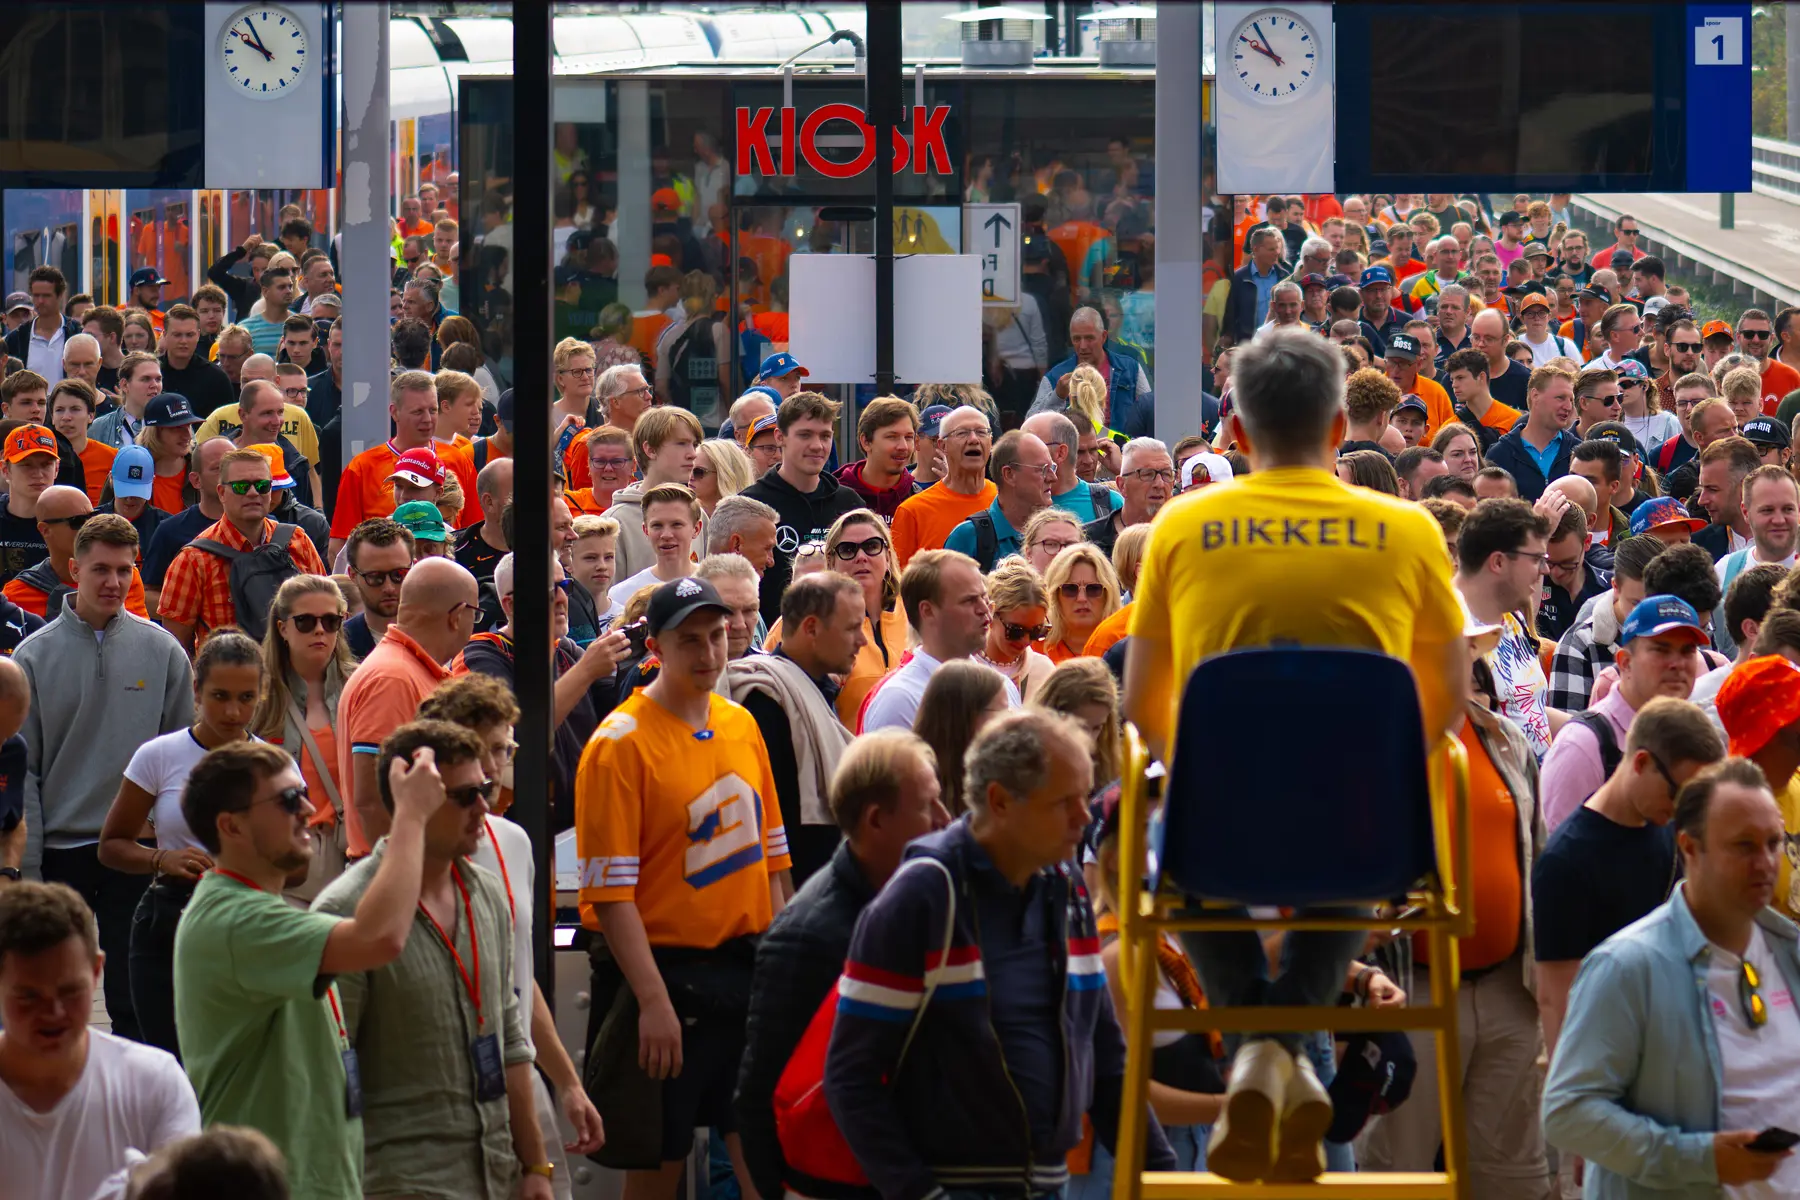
[1110,648,1473,1200]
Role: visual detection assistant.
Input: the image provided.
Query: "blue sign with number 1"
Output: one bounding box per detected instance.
[1688,4,1752,191]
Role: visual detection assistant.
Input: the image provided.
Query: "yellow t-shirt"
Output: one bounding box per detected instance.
[194,402,322,465]
[1780,777,1800,923]
[1130,466,1464,753]
[575,689,791,948]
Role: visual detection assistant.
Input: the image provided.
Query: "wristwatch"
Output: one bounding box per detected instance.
[524,1163,555,1180]
[0,867,21,882]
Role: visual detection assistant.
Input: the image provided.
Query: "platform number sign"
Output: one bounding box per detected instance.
[219,5,311,100]
[1695,15,1744,65]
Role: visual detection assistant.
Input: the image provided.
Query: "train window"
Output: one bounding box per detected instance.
[4,190,83,297]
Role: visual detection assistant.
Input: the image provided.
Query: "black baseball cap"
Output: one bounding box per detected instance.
[1327,1031,1418,1142]
[496,389,515,432]
[1497,211,1524,227]
[1743,416,1793,450]
[1576,284,1611,304]
[647,577,731,636]
[145,393,201,428]
[1395,395,1429,418]
[1585,421,1641,457]
[1386,332,1421,361]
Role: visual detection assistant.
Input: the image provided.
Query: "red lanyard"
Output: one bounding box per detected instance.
[326,986,349,1046]
[483,819,515,925]
[418,865,484,1029]
[214,868,264,891]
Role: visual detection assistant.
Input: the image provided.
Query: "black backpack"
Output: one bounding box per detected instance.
[968,511,1003,572]
[1569,710,1624,780]
[667,316,720,419]
[190,524,302,641]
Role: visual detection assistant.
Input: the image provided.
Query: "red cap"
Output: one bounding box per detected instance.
[387,447,446,489]
[1717,655,1800,757]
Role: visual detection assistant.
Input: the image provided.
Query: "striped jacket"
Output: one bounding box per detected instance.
[824,820,1174,1200]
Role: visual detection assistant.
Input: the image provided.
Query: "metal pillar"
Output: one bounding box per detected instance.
[512,3,557,1001]
[1154,2,1204,439]
[868,1,901,394]
[1723,192,1736,231]
[339,2,392,458]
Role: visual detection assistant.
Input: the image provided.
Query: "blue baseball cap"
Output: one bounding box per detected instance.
[496,389,514,432]
[1629,496,1708,537]
[757,352,808,382]
[918,404,955,438]
[111,445,155,500]
[1619,595,1710,647]
[145,393,201,428]
[128,267,168,289]
[1359,266,1394,288]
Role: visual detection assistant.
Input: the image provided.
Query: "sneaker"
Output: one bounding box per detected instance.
[1205,1039,1291,1181]
[1269,1049,1333,1182]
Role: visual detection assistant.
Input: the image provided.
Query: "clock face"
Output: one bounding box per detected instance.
[220,5,310,101]
[1230,8,1319,105]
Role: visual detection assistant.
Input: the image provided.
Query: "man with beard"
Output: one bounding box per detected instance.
[1712,466,1800,657]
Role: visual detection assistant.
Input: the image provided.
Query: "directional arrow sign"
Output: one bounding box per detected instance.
[964,202,1022,307]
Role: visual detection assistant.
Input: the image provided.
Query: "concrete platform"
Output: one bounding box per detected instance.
[1572,191,1800,311]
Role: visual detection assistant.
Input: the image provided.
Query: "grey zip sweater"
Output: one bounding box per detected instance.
[19,595,193,870]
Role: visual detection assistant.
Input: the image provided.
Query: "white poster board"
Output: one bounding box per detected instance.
[789,253,983,385]
[1215,2,1334,194]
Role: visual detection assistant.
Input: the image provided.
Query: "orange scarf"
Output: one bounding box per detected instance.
[1096,912,1223,1057]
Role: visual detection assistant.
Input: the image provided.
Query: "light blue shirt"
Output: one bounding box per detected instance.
[1051,479,1123,525]
[1249,262,1281,327]
[1543,884,1800,1199]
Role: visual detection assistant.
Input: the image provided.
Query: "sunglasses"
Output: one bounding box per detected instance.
[446,779,500,809]
[356,568,409,587]
[1003,621,1051,641]
[1741,958,1769,1028]
[247,784,310,816]
[832,536,888,562]
[690,467,713,481]
[286,612,344,634]
[40,512,95,530]
[1060,582,1106,600]
[1742,330,1773,340]
[1671,341,1704,353]
[1621,378,1645,389]
[795,542,828,560]
[226,478,273,495]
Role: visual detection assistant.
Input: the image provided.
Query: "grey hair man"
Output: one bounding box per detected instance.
[704,493,780,571]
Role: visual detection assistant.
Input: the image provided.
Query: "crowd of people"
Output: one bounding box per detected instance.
[4,183,1800,1200]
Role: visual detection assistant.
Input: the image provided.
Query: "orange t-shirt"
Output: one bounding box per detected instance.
[1403,374,1519,443]
[3,567,147,619]
[1045,639,1081,665]
[151,472,186,516]
[337,627,451,856]
[330,442,407,539]
[1418,718,1522,972]
[1232,214,1260,269]
[1082,603,1134,658]
[433,438,480,521]
[291,719,342,828]
[629,312,674,371]
[74,440,117,504]
[1761,360,1800,414]
[890,480,998,567]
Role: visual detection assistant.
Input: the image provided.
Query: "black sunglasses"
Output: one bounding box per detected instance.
[40,512,95,530]
[247,784,310,816]
[1742,330,1773,340]
[1003,621,1051,641]
[356,568,409,588]
[1671,341,1704,353]
[287,612,343,634]
[832,536,888,562]
[446,780,500,809]
[1060,582,1106,600]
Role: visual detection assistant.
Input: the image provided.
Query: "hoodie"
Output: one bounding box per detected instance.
[742,468,865,626]
[835,460,920,523]
[18,596,193,870]
[602,480,652,583]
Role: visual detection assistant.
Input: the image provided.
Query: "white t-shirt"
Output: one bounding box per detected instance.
[1706,925,1800,1199]
[0,1028,199,1200]
[123,729,212,853]
[471,815,536,1054]
[1522,330,1578,366]
[1622,410,1682,450]
[1483,612,1552,762]
[608,565,665,608]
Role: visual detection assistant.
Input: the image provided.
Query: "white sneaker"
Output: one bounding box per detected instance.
[1205,1039,1291,1181]
[1269,1049,1333,1182]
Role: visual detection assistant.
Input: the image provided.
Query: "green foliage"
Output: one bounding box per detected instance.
[1754,5,1789,138]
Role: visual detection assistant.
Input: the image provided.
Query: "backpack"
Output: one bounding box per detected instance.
[1569,710,1624,781]
[968,511,1002,573]
[667,316,720,419]
[190,524,302,641]
[773,857,955,1189]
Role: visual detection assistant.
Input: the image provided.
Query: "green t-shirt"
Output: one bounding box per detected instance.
[1775,388,1800,433]
[173,872,360,1200]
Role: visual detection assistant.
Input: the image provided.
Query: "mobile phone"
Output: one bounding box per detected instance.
[621,618,650,658]
[1748,1127,1800,1153]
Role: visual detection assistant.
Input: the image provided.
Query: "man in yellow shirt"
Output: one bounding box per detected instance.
[1124,327,1467,1184]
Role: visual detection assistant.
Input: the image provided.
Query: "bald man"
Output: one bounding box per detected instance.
[336,556,479,854]
[192,353,322,472]
[0,657,28,882]
[3,486,148,620]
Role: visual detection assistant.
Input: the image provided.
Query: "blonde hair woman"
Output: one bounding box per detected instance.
[692,438,754,518]
[1021,507,1085,578]
[978,557,1057,702]
[1043,542,1122,663]
[1033,656,1123,784]
[1066,364,1124,477]
[252,575,359,899]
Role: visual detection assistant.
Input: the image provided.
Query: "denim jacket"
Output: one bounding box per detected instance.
[1541,884,1800,1199]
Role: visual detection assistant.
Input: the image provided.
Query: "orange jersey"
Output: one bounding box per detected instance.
[890,481,998,567]
[1762,360,1800,414]
[3,567,147,619]
[73,440,117,504]
[330,442,407,538]
[433,438,481,521]
[151,471,186,516]
[575,690,790,947]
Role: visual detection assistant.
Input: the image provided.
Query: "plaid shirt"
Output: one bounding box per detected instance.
[158,515,329,640]
[1547,595,1622,713]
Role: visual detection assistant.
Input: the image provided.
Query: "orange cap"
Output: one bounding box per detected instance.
[245,443,295,489]
[3,424,57,464]
[1717,655,1800,757]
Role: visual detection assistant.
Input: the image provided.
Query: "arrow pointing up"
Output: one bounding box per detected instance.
[984,211,1013,248]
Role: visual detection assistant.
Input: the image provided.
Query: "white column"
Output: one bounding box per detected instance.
[340,2,392,458]
[1154,3,1205,438]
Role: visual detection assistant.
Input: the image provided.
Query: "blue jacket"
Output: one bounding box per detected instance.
[1037,348,1154,440]
[1485,427,1576,502]
[1542,885,1800,1200]
[825,820,1174,1200]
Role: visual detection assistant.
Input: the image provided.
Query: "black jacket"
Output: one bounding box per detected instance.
[158,354,234,420]
[272,491,330,564]
[1695,522,1733,563]
[2,317,81,369]
[736,842,882,1200]
[205,247,261,320]
[1220,262,1275,345]
[738,650,845,888]
[1484,428,1575,502]
[1083,511,1121,560]
[741,468,864,626]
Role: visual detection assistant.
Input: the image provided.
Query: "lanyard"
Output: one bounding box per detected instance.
[418,865,484,1029]
[214,868,264,891]
[326,986,350,1047]
[483,819,515,925]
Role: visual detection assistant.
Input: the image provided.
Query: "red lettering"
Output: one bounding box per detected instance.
[780,105,797,178]
[734,107,774,177]
[889,126,911,174]
[800,103,875,180]
[911,105,952,175]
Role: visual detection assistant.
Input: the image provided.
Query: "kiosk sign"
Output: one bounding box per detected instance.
[735,104,953,178]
